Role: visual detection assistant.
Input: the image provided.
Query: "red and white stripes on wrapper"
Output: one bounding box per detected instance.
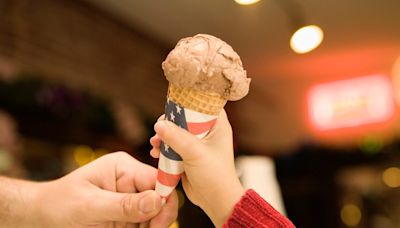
[155,98,218,204]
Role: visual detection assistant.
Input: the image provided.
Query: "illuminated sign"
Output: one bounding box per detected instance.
[308,75,395,130]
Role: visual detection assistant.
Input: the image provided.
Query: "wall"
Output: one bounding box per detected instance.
[0,0,168,119]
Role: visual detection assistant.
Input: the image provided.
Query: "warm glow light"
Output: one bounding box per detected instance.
[391,56,400,105]
[308,75,395,130]
[0,149,12,172]
[169,221,179,228]
[234,0,260,5]
[382,167,400,188]
[290,25,323,54]
[94,148,108,158]
[73,146,108,167]
[73,145,94,167]
[341,204,362,226]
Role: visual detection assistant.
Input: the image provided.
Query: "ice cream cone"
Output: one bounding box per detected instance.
[155,34,250,204]
[156,84,222,202]
[167,84,227,116]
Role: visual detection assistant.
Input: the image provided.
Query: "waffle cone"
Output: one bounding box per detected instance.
[167,84,227,115]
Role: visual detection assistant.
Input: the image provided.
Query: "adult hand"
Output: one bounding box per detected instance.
[150,110,244,227]
[32,152,178,228]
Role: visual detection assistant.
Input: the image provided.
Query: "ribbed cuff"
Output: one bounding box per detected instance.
[223,189,295,228]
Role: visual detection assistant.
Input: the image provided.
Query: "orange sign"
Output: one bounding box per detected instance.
[308,75,395,130]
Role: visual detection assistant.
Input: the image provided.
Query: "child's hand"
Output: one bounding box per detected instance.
[150,110,245,227]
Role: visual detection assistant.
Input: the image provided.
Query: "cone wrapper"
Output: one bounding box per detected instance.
[155,91,221,202]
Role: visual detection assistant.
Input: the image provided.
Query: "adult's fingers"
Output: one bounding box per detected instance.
[154,120,204,161]
[111,152,158,192]
[149,190,179,228]
[131,162,158,192]
[93,190,162,223]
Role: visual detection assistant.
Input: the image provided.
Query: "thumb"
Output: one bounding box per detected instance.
[92,190,162,223]
[154,120,205,161]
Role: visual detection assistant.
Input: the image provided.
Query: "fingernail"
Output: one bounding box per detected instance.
[139,193,157,213]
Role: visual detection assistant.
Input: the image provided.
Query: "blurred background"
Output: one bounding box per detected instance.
[1,0,400,227]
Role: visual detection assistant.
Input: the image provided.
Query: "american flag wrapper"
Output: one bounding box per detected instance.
[155,98,218,203]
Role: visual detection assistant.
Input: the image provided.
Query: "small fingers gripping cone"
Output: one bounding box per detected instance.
[156,85,225,204]
[155,34,251,203]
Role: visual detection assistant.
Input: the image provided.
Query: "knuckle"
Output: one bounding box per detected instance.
[112,151,131,159]
[183,138,196,149]
[120,194,137,219]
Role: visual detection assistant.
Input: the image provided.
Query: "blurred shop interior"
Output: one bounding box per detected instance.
[1,0,400,227]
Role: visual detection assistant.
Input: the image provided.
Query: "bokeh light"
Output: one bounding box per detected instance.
[382,167,400,188]
[234,0,261,5]
[290,25,324,54]
[391,56,400,105]
[93,148,108,158]
[169,221,179,228]
[0,149,12,172]
[308,75,395,130]
[73,146,109,167]
[73,145,94,167]
[359,135,383,155]
[341,203,362,227]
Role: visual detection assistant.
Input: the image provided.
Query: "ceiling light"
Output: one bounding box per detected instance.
[234,0,261,5]
[290,25,324,54]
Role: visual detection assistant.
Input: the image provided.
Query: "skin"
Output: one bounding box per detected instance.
[150,110,245,227]
[0,152,178,228]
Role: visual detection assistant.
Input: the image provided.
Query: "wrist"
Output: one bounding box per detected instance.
[0,177,43,227]
[202,178,245,227]
[16,179,44,227]
[29,180,59,227]
[27,181,49,227]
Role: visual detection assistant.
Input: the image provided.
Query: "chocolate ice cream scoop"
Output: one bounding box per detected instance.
[162,34,251,101]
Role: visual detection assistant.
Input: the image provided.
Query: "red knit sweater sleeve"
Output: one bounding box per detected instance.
[223,189,295,228]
